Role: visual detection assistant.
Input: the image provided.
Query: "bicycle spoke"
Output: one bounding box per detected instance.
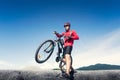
[35,40,54,63]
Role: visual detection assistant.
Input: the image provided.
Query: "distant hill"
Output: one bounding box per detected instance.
[77,63,120,70]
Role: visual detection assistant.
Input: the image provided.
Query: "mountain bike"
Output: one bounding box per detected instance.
[35,31,74,75]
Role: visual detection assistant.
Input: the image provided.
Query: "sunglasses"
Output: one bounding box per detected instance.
[64,25,70,27]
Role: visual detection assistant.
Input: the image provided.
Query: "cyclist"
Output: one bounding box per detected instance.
[55,22,79,78]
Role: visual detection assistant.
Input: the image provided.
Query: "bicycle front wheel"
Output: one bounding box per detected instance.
[35,40,55,63]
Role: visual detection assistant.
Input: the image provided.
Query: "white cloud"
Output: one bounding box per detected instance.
[19,60,59,71]
[0,59,59,70]
[73,28,120,68]
[0,60,18,70]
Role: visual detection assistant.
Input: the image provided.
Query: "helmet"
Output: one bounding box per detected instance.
[64,22,71,27]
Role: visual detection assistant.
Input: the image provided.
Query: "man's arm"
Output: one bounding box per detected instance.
[54,31,64,38]
[71,30,79,40]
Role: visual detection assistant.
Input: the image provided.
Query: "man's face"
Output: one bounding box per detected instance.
[64,26,70,31]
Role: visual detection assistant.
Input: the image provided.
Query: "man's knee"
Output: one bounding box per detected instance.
[65,54,71,59]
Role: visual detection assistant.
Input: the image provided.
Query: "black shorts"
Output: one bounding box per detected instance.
[63,46,73,57]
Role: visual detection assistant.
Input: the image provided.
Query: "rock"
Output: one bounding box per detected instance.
[0,70,120,80]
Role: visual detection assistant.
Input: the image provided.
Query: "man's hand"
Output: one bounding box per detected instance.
[53,31,58,35]
[64,36,72,40]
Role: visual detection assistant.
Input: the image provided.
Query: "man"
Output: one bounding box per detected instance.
[55,22,79,78]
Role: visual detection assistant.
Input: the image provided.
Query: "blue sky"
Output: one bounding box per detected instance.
[0,0,120,69]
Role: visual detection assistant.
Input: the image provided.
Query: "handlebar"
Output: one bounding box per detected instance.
[53,31,62,41]
[53,31,58,35]
[53,31,60,38]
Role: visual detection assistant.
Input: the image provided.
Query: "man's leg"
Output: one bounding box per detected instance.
[65,54,71,75]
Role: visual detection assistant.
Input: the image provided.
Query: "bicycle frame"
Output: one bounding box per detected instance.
[54,38,64,62]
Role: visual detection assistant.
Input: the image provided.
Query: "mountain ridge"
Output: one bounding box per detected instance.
[77,63,120,70]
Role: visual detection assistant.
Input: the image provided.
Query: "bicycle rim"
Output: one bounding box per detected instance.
[35,40,54,63]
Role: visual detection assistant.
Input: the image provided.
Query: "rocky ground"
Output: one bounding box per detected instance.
[0,70,120,80]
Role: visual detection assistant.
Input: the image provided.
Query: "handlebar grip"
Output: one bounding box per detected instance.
[53,31,58,34]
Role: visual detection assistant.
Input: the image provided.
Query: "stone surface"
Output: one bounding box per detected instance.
[0,70,120,80]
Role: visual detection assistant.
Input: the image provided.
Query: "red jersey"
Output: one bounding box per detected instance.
[56,30,79,47]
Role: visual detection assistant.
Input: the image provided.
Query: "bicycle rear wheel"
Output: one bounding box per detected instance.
[59,56,73,73]
[35,40,55,63]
